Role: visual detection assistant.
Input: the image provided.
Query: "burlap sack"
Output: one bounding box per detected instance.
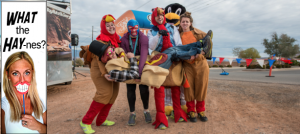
[104,48,186,87]
[161,61,185,87]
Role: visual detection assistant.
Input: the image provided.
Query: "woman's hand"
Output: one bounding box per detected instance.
[201,50,205,55]
[21,114,45,132]
[104,74,114,81]
[126,52,134,58]
[189,55,195,61]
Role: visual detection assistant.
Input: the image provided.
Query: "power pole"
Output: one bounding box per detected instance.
[92,26,97,41]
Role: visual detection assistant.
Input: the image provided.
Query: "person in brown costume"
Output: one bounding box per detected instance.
[178,12,213,122]
[79,14,121,134]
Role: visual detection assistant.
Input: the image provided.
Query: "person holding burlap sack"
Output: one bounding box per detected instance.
[147,7,188,129]
[119,19,152,126]
[79,14,121,134]
[178,12,213,122]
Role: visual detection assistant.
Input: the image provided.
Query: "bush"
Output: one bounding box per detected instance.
[212,65,218,67]
[240,65,244,67]
[75,58,84,67]
[263,65,266,69]
[227,65,232,67]
[284,64,288,68]
[209,65,211,68]
[276,64,282,69]
[291,60,298,66]
[256,64,263,69]
[246,65,256,69]
[219,65,224,67]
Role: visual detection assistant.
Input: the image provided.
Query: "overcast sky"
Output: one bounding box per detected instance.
[1,0,300,58]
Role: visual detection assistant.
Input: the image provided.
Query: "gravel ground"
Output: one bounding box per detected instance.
[46,71,300,134]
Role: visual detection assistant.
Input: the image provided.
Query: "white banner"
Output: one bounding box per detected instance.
[257,59,265,67]
[275,57,279,60]
[228,58,234,65]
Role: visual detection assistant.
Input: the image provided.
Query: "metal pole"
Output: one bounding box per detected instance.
[266,55,275,77]
[73,45,77,79]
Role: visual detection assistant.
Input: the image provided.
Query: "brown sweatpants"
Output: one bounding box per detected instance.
[183,54,209,102]
[90,56,119,104]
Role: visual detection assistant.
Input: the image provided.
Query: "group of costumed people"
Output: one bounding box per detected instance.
[79,3,213,134]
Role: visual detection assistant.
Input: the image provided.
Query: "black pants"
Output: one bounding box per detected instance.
[127,84,149,112]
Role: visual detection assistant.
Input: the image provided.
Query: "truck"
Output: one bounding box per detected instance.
[46,0,73,86]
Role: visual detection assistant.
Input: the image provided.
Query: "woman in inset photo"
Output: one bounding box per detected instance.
[1,51,47,133]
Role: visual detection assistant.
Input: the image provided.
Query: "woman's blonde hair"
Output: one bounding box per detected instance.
[3,51,44,122]
[178,12,194,33]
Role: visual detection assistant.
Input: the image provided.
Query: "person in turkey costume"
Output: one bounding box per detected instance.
[179,11,213,122]
[163,3,188,117]
[80,14,121,134]
[147,7,188,130]
[119,19,152,125]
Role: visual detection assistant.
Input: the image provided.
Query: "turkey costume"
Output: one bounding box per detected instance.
[80,14,121,133]
[163,3,188,116]
[178,11,213,122]
[147,7,188,129]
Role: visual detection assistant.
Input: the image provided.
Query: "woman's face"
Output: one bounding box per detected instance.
[106,47,117,59]
[180,17,191,31]
[105,22,116,34]
[7,59,33,91]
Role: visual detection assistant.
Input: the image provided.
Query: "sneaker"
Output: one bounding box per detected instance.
[200,30,213,60]
[188,112,197,122]
[170,110,184,122]
[206,30,213,39]
[101,120,115,126]
[158,123,167,130]
[80,121,95,134]
[144,111,152,123]
[127,113,136,126]
[198,112,208,122]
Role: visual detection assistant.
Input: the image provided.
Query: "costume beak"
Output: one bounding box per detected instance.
[105,15,115,22]
[157,7,164,15]
[165,13,180,26]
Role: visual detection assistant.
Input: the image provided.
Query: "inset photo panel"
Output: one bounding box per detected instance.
[1,1,47,133]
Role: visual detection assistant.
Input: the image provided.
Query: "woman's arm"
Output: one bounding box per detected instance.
[119,36,128,53]
[43,110,47,126]
[173,27,182,46]
[147,30,160,50]
[138,34,149,77]
[96,57,109,76]
[1,109,6,134]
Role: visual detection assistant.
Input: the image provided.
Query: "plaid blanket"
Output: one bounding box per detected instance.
[108,58,139,82]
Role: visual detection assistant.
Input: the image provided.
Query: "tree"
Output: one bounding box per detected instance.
[232,47,243,57]
[239,47,261,59]
[262,32,300,58]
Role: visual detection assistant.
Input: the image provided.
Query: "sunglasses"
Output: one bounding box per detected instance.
[107,47,115,56]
